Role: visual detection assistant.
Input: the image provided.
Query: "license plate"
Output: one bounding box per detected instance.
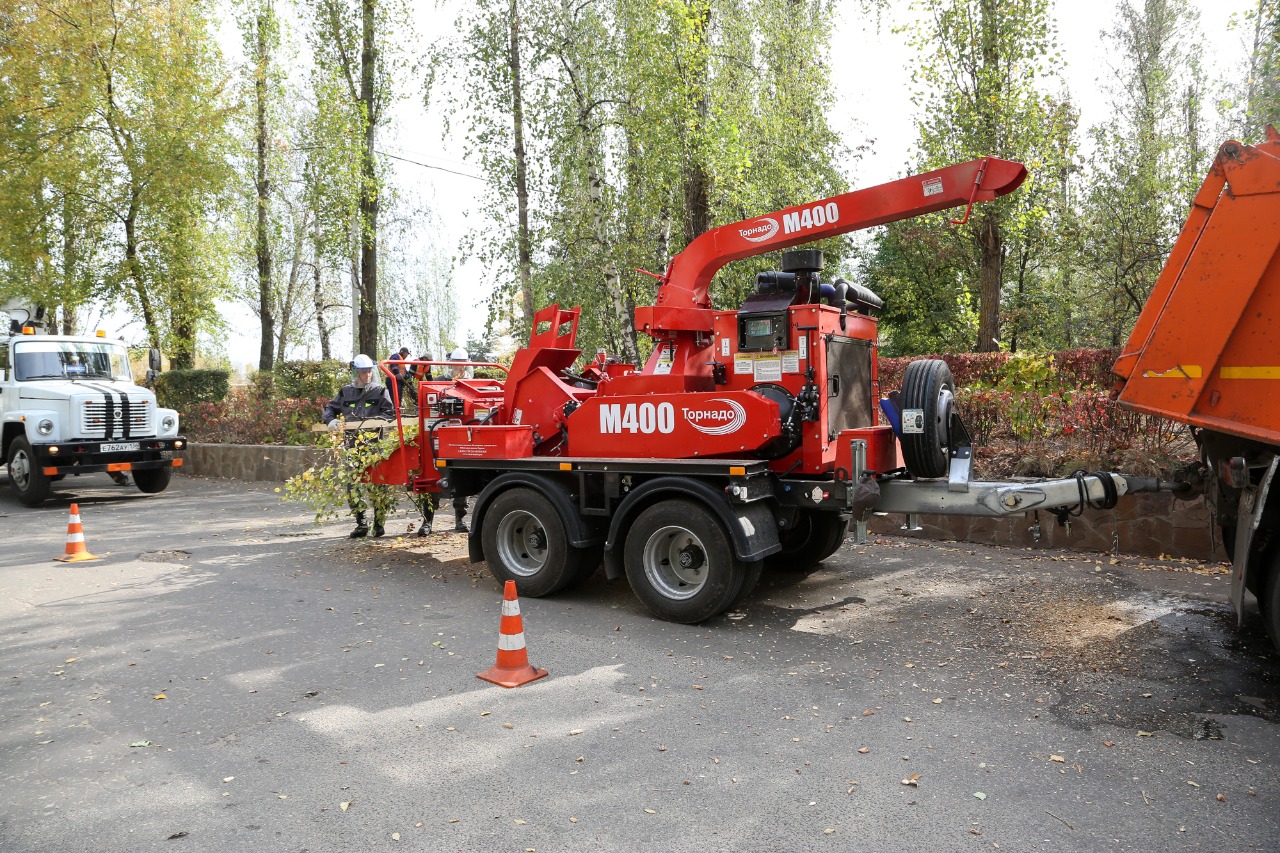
[101,442,140,453]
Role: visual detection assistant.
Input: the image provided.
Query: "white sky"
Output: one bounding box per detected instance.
[218,0,1256,369]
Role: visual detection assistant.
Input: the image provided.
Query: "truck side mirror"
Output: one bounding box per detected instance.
[148,348,162,372]
[145,369,158,385]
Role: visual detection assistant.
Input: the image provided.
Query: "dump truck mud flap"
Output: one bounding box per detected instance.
[1231,454,1279,622]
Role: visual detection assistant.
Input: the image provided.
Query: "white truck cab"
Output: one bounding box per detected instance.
[1,314,185,506]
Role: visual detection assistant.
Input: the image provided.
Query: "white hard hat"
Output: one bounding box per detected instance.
[448,347,469,361]
[351,354,375,369]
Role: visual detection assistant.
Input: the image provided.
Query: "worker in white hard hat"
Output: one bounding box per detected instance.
[447,346,470,380]
[418,346,472,537]
[321,354,395,537]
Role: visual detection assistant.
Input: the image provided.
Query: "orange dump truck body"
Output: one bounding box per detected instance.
[1113,131,1280,446]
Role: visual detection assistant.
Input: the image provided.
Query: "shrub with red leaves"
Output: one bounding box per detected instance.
[182,390,329,446]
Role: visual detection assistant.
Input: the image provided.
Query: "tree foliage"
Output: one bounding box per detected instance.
[0,0,237,364]
[1078,0,1208,346]
[430,0,849,362]
[866,0,1076,356]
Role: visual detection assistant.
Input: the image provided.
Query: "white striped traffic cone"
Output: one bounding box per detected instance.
[54,503,100,563]
[477,581,548,688]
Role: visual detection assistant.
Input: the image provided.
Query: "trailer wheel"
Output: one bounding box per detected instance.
[766,511,844,572]
[8,437,51,506]
[900,359,954,479]
[133,466,171,494]
[481,487,590,597]
[624,499,746,623]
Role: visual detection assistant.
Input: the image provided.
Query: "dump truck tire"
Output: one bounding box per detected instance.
[900,359,954,480]
[1263,559,1280,654]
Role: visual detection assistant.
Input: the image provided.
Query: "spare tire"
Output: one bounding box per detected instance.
[900,359,954,479]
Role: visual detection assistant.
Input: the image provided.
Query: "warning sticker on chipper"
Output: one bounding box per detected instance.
[902,408,926,433]
[922,177,944,198]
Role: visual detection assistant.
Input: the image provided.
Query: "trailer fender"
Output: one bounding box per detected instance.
[601,477,781,580]
[467,472,604,564]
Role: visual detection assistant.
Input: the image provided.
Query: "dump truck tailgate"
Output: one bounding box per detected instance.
[1113,131,1280,446]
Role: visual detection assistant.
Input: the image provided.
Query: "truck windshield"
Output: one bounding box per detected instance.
[13,341,133,382]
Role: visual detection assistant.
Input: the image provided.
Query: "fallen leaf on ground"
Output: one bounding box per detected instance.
[1050,755,1065,763]
[153,694,167,700]
[340,802,351,812]
[857,747,869,754]
[901,774,921,787]
[974,792,987,800]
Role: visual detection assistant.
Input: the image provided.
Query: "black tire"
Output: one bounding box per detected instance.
[623,498,747,624]
[133,466,171,494]
[766,511,844,572]
[900,359,955,479]
[729,560,765,607]
[481,487,592,597]
[8,436,51,506]
[1263,556,1280,655]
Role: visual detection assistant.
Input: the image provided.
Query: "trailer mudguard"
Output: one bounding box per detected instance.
[466,472,605,564]
[601,477,782,580]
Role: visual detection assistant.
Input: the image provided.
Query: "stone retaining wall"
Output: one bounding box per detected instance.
[867,490,1220,561]
[180,443,324,482]
[180,443,1221,561]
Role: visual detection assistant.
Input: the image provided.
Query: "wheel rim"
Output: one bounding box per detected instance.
[642,524,711,600]
[934,387,953,447]
[495,510,549,577]
[10,448,31,491]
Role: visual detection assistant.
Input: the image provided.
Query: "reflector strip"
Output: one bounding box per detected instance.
[1141,365,1202,378]
[559,462,572,471]
[106,462,132,472]
[1220,366,1280,379]
[498,632,527,651]
[501,599,521,617]
[729,466,746,476]
[43,467,58,475]
[172,459,183,467]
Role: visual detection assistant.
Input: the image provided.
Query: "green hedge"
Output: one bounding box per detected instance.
[155,369,230,410]
[274,359,346,400]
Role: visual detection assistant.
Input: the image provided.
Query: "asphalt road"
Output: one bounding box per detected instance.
[1,474,1276,852]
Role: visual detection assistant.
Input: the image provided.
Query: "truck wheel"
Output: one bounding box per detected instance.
[1263,557,1280,654]
[900,359,954,479]
[481,487,590,597]
[133,466,171,494]
[766,511,844,572]
[624,499,746,623]
[8,436,51,506]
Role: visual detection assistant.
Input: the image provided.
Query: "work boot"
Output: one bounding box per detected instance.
[372,522,385,538]
[349,512,369,539]
[417,507,434,537]
[454,501,468,533]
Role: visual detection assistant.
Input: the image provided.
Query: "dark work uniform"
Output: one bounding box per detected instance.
[322,383,395,534]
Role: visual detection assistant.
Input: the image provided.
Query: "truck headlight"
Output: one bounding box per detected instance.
[37,419,54,435]
[162,415,176,432]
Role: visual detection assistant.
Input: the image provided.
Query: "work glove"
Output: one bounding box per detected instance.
[328,418,341,430]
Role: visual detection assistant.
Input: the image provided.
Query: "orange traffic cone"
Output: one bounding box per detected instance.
[477,580,548,688]
[54,503,100,563]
